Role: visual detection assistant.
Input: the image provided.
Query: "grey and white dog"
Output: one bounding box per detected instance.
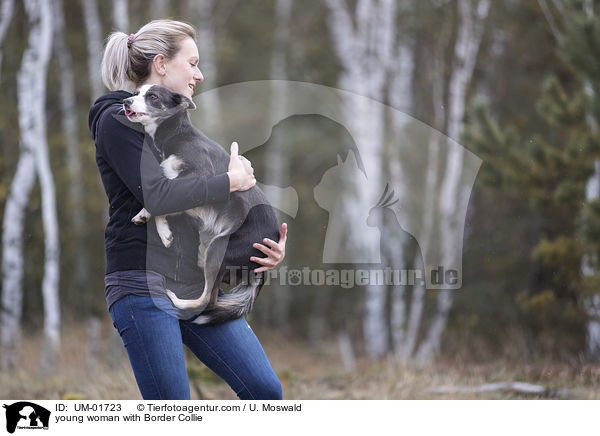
[123,84,280,324]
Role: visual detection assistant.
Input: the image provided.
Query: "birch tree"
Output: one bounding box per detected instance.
[113,0,129,32]
[1,0,58,371]
[82,0,104,103]
[0,0,14,81]
[325,0,397,358]
[414,0,490,365]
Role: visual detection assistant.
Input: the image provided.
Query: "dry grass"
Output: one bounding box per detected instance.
[1,318,599,400]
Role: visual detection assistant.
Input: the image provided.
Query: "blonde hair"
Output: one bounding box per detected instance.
[101,20,196,92]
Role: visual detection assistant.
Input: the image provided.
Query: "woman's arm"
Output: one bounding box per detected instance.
[97,111,231,215]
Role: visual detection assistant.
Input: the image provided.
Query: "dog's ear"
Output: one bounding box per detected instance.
[185,97,197,110]
[172,93,197,110]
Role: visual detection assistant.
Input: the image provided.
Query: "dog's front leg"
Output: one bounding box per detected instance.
[131,208,151,225]
[154,216,174,248]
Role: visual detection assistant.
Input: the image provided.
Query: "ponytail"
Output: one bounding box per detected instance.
[101,32,134,91]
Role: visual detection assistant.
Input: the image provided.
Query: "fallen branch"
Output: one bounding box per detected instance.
[425,382,580,398]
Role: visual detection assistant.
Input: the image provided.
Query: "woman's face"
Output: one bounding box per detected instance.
[161,37,204,99]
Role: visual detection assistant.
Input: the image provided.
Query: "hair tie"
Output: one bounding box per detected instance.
[127,33,135,49]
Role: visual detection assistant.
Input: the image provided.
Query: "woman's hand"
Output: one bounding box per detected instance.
[251,223,288,272]
[227,141,255,192]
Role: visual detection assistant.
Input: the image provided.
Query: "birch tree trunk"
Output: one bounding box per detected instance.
[415,0,490,365]
[1,0,58,371]
[1,157,36,371]
[326,0,397,358]
[0,0,14,81]
[82,0,104,102]
[113,0,129,32]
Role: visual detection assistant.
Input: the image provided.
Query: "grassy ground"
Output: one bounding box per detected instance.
[1,318,599,400]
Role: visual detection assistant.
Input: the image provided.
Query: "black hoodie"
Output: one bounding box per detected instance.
[88,91,230,283]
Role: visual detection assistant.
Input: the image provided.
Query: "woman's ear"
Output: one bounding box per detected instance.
[152,54,167,76]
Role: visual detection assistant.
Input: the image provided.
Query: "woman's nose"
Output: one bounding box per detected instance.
[195,70,204,83]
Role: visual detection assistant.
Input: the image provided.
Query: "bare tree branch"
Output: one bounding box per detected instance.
[537,0,562,41]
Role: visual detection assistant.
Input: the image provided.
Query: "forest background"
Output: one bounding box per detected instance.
[2,0,600,399]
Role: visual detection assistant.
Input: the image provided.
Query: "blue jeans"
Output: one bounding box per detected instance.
[109,294,282,400]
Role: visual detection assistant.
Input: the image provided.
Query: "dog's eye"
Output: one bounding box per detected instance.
[149,94,158,100]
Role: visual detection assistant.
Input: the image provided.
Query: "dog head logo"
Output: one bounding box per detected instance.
[3,402,50,433]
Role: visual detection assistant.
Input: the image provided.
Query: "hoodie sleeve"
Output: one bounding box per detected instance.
[96,109,230,215]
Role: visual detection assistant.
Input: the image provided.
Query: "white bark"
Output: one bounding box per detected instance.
[82,0,104,102]
[326,0,397,358]
[1,0,58,371]
[402,54,445,361]
[30,0,60,372]
[0,0,14,80]
[415,0,490,365]
[112,0,129,32]
[1,156,36,371]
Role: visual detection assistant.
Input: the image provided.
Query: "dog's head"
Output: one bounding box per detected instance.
[122,84,196,127]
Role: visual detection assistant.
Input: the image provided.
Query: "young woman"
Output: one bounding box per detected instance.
[89,20,288,400]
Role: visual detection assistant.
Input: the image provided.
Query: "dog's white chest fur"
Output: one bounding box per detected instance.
[161,154,184,179]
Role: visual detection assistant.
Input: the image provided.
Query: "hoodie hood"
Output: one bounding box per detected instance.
[88,90,132,141]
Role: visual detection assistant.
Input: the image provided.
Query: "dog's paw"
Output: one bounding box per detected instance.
[159,231,174,248]
[131,209,151,225]
[165,288,177,301]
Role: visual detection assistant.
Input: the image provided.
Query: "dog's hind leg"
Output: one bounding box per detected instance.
[166,232,230,311]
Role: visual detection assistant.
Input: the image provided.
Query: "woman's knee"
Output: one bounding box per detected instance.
[243,374,283,400]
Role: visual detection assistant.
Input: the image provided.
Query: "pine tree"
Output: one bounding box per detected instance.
[466,1,600,356]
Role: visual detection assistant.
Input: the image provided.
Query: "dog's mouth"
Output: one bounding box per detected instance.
[123,107,147,120]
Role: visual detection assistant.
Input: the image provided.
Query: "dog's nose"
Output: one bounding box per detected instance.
[123,97,133,105]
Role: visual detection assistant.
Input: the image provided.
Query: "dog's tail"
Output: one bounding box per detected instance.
[191,281,262,325]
